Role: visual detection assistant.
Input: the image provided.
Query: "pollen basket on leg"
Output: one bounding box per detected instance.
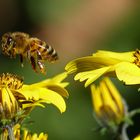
[133,49,140,67]
[0,73,23,90]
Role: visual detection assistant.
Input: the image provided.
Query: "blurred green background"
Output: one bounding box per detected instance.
[0,0,140,140]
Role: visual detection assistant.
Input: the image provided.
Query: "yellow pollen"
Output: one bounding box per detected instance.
[133,49,140,67]
[0,73,23,90]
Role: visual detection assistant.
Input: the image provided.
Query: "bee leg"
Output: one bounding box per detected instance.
[30,56,38,73]
[19,54,24,67]
[37,61,46,74]
[37,50,46,74]
[27,50,38,73]
[27,49,31,60]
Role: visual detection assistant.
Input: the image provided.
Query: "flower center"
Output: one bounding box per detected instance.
[133,49,140,67]
[0,73,23,90]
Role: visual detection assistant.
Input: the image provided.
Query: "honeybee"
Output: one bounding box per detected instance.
[1,32,58,74]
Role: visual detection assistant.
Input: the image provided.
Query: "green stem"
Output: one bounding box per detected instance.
[117,108,140,140]
[129,108,140,118]
[118,123,129,140]
[6,125,15,140]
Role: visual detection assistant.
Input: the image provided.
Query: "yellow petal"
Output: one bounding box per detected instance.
[18,87,66,113]
[38,133,48,140]
[1,88,13,113]
[6,88,19,112]
[91,85,103,116]
[99,81,118,118]
[103,78,124,117]
[31,72,69,88]
[37,88,66,113]
[74,67,111,87]
[23,129,28,140]
[65,55,126,75]
[93,50,134,62]
[134,135,140,140]
[18,85,40,100]
[65,56,107,74]
[27,73,69,98]
[46,85,69,98]
[50,72,68,83]
[115,62,140,85]
[32,134,38,140]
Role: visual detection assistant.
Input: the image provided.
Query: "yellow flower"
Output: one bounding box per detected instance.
[65,49,140,87]
[14,124,48,140]
[134,135,140,140]
[1,124,48,140]
[23,129,48,140]
[0,73,23,121]
[18,72,69,113]
[91,77,126,127]
[0,72,69,126]
[0,73,68,139]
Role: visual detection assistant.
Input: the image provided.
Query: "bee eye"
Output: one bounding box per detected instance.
[7,37,13,45]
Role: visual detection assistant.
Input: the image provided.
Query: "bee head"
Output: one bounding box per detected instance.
[1,32,16,57]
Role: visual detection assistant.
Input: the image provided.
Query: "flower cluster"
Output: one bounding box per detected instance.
[65,49,140,140]
[0,64,69,138]
[2,124,48,140]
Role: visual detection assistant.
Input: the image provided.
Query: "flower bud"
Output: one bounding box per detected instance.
[91,78,126,128]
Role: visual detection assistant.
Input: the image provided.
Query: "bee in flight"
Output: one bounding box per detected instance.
[1,32,58,74]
